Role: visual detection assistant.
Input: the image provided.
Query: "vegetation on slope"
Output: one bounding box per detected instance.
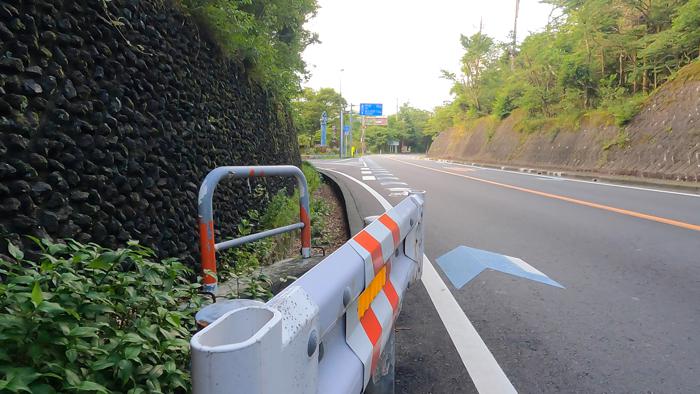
[435,0,700,131]
[179,0,319,97]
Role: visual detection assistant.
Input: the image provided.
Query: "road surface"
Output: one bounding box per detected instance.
[311,155,700,394]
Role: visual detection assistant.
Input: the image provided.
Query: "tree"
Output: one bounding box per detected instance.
[291,87,346,146]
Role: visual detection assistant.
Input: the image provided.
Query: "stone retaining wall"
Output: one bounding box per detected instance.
[0,0,300,264]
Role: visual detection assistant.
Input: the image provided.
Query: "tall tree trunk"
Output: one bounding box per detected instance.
[642,59,648,94]
[511,0,520,71]
[600,48,605,76]
[619,53,624,86]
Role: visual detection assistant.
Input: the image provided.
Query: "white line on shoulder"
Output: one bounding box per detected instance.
[317,166,517,394]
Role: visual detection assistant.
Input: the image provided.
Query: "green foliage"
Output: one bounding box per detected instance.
[606,93,648,126]
[438,0,700,132]
[179,0,319,97]
[492,92,515,120]
[291,87,346,152]
[0,239,203,393]
[363,104,432,153]
[216,163,330,300]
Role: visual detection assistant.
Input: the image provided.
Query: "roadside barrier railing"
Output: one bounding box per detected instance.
[197,165,311,293]
[190,189,426,394]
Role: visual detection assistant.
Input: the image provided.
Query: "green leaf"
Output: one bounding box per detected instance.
[147,364,164,379]
[124,346,141,360]
[7,241,24,260]
[91,358,115,371]
[64,369,81,386]
[65,308,81,320]
[37,301,65,315]
[117,359,133,384]
[68,326,99,338]
[31,282,43,307]
[65,349,78,363]
[75,381,109,393]
[0,367,39,393]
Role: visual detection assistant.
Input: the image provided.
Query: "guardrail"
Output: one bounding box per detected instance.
[198,165,312,293]
[190,190,425,394]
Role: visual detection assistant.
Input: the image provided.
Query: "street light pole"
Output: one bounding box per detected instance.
[339,68,344,158]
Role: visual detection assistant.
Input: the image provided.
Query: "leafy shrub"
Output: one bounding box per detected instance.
[607,94,647,126]
[492,92,515,120]
[0,239,203,393]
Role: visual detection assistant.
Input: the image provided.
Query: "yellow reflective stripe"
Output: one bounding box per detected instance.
[357,266,387,319]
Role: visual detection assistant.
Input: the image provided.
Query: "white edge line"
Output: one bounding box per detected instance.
[423,158,700,198]
[317,167,517,394]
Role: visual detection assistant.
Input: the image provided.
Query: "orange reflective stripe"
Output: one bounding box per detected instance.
[354,230,384,274]
[378,214,400,247]
[384,280,399,313]
[198,220,216,285]
[360,307,382,346]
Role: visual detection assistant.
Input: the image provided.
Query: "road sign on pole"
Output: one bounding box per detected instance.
[359,103,383,116]
[320,112,328,146]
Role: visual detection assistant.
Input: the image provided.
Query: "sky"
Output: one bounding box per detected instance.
[302,0,556,115]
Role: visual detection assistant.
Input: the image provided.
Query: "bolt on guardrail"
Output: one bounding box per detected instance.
[197,165,311,292]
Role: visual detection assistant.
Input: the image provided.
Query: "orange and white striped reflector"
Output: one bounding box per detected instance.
[346,202,419,388]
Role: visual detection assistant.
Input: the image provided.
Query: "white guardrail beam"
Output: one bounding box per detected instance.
[191,190,425,393]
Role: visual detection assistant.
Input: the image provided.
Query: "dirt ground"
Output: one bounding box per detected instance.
[281,178,350,259]
[314,180,351,252]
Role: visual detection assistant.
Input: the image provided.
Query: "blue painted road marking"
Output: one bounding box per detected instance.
[436,246,564,289]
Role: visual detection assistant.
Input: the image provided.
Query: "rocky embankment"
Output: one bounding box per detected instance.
[0,0,299,263]
[429,62,700,183]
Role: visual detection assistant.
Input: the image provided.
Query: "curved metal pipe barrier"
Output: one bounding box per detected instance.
[197,165,311,292]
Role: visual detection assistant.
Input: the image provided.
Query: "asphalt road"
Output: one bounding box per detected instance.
[311,155,700,394]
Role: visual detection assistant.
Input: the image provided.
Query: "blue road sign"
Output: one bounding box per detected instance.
[320,111,328,146]
[436,245,564,289]
[343,125,350,133]
[360,103,383,116]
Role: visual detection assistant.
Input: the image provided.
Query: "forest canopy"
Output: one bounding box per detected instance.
[437,0,700,129]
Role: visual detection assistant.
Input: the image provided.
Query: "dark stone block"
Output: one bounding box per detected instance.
[9,180,30,194]
[45,193,67,209]
[30,181,52,197]
[69,191,89,202]
[21,79,42,95]
[12,215,36,231]
[0,56,24,72]
[63,79,77,99]
[0,198,21,213]
[5,94,28,111]
[38,210,60,232]
[0,163,16,178]
[28,153,48,169]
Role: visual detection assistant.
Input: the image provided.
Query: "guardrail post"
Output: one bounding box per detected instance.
[197,165,312,292]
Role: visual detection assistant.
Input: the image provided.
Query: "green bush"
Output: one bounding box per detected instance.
[178,0,318,97]
[0,239,203,393]
[607,94,647,126]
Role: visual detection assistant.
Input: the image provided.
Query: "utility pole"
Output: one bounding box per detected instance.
[349,103,355,156]
[511,0,520,71]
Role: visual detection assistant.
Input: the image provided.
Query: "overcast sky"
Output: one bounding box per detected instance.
[302,0,555,115]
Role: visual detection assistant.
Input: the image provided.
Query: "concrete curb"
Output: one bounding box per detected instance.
[429,157,700,193]
[318,169,365,236]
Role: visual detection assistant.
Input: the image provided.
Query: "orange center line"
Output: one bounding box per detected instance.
[387,157,700,233]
